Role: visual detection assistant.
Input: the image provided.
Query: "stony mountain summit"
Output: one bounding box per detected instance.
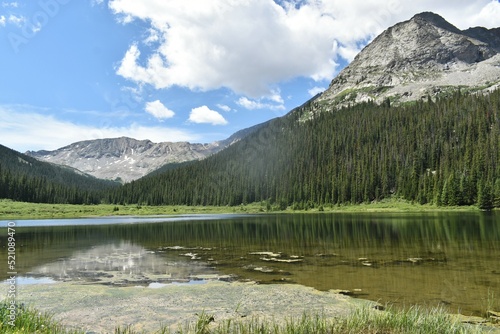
[317,12,500,106]
[27,137,219,182]
[26,123,263,183]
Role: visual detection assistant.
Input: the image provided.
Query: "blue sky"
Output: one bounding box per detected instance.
[1,0,500,152]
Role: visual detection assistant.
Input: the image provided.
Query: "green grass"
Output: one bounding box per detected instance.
[0,198,483,220]
[2,302,495,334]
[172,306,498,334]
[0,199,271,219]
[0,302,81,334]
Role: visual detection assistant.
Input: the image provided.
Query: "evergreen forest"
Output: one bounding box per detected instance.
[1,90,500,209]
[106,90,500,210]
[0,144,117,204]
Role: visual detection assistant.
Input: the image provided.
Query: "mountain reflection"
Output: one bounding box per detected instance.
[1,212,499,315]
[27,241,225,285]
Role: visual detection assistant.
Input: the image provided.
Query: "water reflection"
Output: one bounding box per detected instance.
[1,212,499,316]
[26,242,228,285]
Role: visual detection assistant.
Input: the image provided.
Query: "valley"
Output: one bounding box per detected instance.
[1,12,497,212]
[1,9,500,334]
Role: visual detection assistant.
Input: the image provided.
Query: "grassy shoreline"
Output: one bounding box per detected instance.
[0,198,486,220]
[1,301,497,334]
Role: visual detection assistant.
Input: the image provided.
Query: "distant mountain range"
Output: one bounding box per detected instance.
[26,121,267,183]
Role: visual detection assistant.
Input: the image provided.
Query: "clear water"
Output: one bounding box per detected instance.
[1,212,499,316]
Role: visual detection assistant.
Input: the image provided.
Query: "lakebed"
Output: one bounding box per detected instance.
[4,280,372,333]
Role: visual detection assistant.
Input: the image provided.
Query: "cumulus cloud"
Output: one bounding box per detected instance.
[188,106,228,125]
[145,100,175,120]
[0,15,5,26]
[308,86,326,96]
[237,97,286,111]
[111,0,500,99]
[0,106,199,152]
[7,14,24,26]
[217,104,232,112]
[111,0,340,98]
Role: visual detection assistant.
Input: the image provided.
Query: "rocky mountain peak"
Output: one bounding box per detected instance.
[410,12,462,34]
[316,11,500,108]
[26,123,267,183]
[27,137,219,182]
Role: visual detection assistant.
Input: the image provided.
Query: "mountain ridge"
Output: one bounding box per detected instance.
[316,11,500,107]
[26,121,269,183]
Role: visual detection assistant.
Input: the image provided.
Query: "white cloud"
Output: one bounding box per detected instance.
[2,2,18,8]
[111,0,500,96]
[144,28,160,44]
[268,89,284,104]
[144,100,175,120]
[111,0,340,98]
[468,0,500,28]
[188,106,228,125]
[217,104,231,112]
[8,14,24,26]
[308,86,326,96]
[237,97,266,110]
[236,97,286,111]
[0,15,5,26]
[0,106,199,152]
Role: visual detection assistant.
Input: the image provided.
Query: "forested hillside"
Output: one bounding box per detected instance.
[106,90,500,210]
[0,145,117,204]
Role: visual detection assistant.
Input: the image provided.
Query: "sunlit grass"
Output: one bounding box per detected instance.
[2,301,494,334]
[0,302,82,334]
[169,306,491,334]
[0,198,483,220]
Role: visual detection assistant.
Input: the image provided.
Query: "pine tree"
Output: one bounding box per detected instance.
[477,181,494,211]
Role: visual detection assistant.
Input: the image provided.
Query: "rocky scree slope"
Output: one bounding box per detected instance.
[316,12,500,109]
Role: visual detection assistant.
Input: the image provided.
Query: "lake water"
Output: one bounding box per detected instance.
[1,212,499,316]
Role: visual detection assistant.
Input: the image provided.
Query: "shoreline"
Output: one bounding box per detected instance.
[0,198,486,220]
[2,280,498,334]
[3,280,373,333]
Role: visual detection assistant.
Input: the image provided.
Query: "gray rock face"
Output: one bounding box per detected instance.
[26,124,264,183]
[317,12,500,107]
[26,137,220,182]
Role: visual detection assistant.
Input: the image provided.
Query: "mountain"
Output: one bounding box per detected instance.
[109,89,500,209]
[28,13,499,184]
[316,12,500,108]
[26,122,267,183]
[27,137,220,183]
[0,144,117,204]
[106,12,500,210]
[12,12,500,209]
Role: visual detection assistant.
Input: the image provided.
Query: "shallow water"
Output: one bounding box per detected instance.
[1,212,499,316]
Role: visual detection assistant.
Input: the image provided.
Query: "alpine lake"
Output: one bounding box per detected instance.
[1,212,499,317]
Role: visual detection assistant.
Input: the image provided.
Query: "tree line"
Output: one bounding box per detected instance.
[1,90,499,209]
[0,144,117,204]
[105,89,500,210]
